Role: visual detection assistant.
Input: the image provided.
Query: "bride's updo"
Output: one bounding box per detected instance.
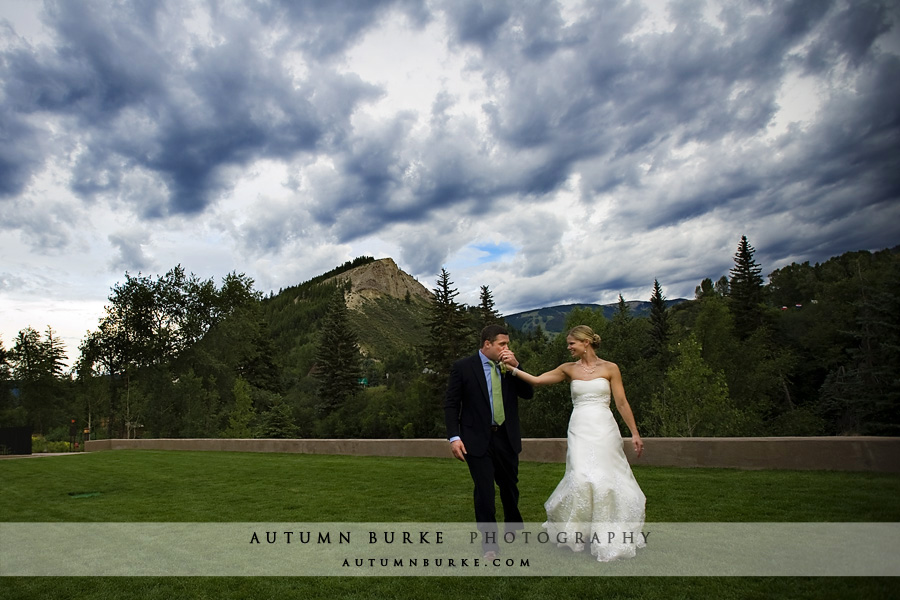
[567,325,601,349]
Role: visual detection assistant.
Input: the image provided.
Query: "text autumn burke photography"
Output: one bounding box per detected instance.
[247,527,650,548]
[245,527,651,570]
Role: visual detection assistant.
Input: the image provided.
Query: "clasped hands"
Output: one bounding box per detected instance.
[497,349,519,369]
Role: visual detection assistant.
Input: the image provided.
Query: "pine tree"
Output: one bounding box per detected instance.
[425,269,472,375]
[478,285,503,329]
[223,377,257,438]
[819,259,900,435]
[649,279,670,352]
[729,235,765,339]
[0,336,9,392]
[43,327,68,378]
[259,401,301,438]
[314,285,363,414]
[9,327,69,434]
[615,294,631,321]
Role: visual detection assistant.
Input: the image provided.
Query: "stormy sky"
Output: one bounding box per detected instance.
[2,0,899,363]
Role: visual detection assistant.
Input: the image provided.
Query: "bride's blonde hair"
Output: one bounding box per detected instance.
[567,325,601,349]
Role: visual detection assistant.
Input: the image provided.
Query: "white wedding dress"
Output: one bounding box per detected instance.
[543,378,646,561]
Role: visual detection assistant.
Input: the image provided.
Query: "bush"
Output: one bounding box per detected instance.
[45,425,71,442]
[768,407,827,436]
[31,436,73,453]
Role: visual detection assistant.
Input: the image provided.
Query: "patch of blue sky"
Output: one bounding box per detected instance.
[443,242,517,273]
[473,242,515,263]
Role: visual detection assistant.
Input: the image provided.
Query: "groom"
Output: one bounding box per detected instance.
[444,324,534,557]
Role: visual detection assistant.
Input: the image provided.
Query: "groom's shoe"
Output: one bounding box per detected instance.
[483,550,499,560]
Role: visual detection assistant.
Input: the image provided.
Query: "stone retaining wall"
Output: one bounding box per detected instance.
[84,436,900,473]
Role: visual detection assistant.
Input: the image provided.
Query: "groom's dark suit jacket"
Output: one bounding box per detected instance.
[444,353,534,456]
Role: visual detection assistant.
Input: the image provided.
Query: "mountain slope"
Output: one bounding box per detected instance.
[322,257,433,310]
[506,299,687,336]
[265,257,433,362]
[265,256,686,365]
[329,258,433,358]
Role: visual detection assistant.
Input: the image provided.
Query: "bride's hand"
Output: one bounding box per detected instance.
[499,349,519,368]
[632,435,644,458]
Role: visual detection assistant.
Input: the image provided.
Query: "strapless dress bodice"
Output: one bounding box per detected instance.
[571,378,611,407]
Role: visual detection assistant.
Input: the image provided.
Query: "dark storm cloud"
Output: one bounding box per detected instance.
[0,0,388,219]
[0,106,43,197]
[802,1,893,71]
[309,113,415,229]
[480,0,899,274]
[442,0,512,48]
[302,0,897,283]
[1,0,897,294]
[260,0,430,59]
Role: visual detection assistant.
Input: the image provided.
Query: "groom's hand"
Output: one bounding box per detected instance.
[450,439,467,461]
[499,349,519,368]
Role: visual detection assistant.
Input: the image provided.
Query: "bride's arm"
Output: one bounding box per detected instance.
[608,363,644,457]
[508,363,568,386]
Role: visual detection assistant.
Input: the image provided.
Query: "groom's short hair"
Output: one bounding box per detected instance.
[481,324,508,345]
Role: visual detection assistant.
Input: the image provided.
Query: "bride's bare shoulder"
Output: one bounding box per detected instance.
[599,359,621,376]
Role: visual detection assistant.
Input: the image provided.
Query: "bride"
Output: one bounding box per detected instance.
[501,325,646,561]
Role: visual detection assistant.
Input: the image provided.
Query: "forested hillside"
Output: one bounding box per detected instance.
[506,299,687,336]
[2,239,897,447]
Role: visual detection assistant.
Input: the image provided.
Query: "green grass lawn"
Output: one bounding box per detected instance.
[1,450,898,599]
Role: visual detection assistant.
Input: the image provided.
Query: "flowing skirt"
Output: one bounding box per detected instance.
[543,399,646,561]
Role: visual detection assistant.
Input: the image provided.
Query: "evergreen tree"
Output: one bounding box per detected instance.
[222,377,257,438]
[42,327,68,378]
[259,400,301,438]
[601,298,658,427]
[478,285,503,329]
[173,369,219,438]
[0,338,8,382]
[649,279,670,354]
[819,259,900,435]
[9,327,69,434]
[425,268,472,374]
[644,335,740,436]
[729,235,765,339]
[615,294,630,320]
[313,286,363,414]
[695,278,714,299]
[0,337,23,428]
[715,276,730,297]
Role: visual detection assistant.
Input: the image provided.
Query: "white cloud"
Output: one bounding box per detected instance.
[0,0,897,364]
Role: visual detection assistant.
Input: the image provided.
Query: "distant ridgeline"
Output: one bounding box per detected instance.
[506,300,687,336]
[280,256,378,294]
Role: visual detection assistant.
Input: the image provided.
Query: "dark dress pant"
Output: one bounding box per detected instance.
[465,424,523,552]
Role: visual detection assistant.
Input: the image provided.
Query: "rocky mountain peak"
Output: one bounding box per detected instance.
[322,257,433,309]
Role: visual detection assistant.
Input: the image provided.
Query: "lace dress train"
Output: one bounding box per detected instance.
[543,378,646,562]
